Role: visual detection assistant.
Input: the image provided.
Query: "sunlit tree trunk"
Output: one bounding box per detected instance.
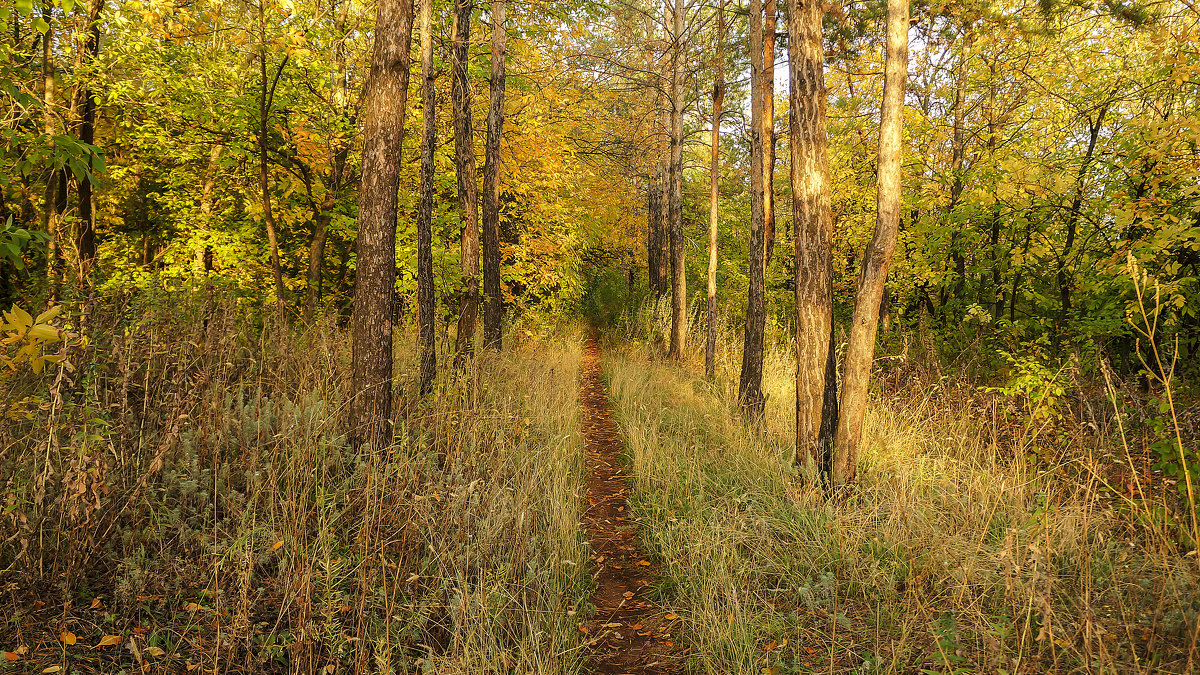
[762,0,776,267]
[789,0,835,475]
[41,1,63,297]
[482,0,507,350]
[417,0,437,395]
[452,0,481,365]
[349,0,415,450]
[666,0,686,360]
[705,0,725,381]
[740,0,767,415]
[833,0,908,486]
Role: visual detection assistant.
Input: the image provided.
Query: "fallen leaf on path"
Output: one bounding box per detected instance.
[145,646,166,657]
[622,591,634,599]
[664,613,678,620]
[59,631,76,645]
[4,652,18,662]
[272,540,284,552]
[635,560,650,566]
[42,667,62,673]
[90,598,103,609]
[603,622,622,628]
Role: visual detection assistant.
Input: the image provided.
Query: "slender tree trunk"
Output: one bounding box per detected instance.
[666,0,686,360]
[740,0,767,415]
[482,0,506,350]
[762,0,776,267]
[196,145,223,273]
[41,1,63,296]
[74,0,102,285]
[303,196,332,320]
[789,0,835,475]
[417,0,437,395]
[452,0,481,365]
[647,178,666,295]
[832,0,908,487]
[1057,105,1107,333]
[304,1,351,321]
[705,0,725,381]
[258,6,287,306]
[349,0,416,450]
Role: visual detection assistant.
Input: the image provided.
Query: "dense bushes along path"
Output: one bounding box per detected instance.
[580,336,683,674]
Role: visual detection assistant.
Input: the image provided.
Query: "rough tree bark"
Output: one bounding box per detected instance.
[452,0,481,365]
[666,0,686,360]
[832,0,908,487]
[348,0,415,450]
[646,176,667,295]
[705,0,725,381]
[196,145,223,274]
[739,0,767,415]
[41,1,63,296]
[762,0,776,267]
[789,0,836,475]
[482,0,507,350]
[417,0,437,394]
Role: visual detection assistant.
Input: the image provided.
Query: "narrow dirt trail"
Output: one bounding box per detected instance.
[580,335,683,674]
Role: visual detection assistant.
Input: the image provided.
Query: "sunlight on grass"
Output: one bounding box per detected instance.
[603,334,1198,674]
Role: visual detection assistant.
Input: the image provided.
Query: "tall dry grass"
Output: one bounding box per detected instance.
[602,322,1198,673]
[1,290,591,674]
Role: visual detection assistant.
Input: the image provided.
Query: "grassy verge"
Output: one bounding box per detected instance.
[602,336,1198,674]
[1,293,591,673]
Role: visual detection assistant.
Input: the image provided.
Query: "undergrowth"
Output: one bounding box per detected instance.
[602,316,1199,674]
[1,290,591,674]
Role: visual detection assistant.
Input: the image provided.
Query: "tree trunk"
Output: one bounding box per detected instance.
[257,5,288,307]
[789,0,835,475]
[706,0,725,381]
[74,0,103,285]
[1057,104,1107,334]
[482,0,506,350]
[196,144,223,274]
[349,0,416,450]
[762,0,776,268]
[646,178,666,295]
[417,0,437,395]
[666,0,686,360]
[41,1,63,297]
[740,0,767,416]
[452,0,481,365]
[303,195,332,321]
[304,1,352,321]
[831,0,908,487]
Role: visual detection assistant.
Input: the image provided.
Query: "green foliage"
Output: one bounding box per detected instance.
[0,216,49,271]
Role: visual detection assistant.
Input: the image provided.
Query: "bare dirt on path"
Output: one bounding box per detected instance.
[580,335,684,674]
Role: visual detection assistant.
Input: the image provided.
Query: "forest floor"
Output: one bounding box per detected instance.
[2,297,1198,673]
[580,335,683,674]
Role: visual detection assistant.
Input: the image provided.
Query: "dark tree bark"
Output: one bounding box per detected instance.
[788,0,835,475]
[196,145,223,274]
[705,0,725,381]
[740,0,767,416]
[452,0,481,365]
[832,0,908,487]
[666,0,686,360]
[482,0,507,350]
[646,177,667,295]
[417,0,437,395]
[1057,104,1108,334]
[349,0,416,450]
[74,0,103,284]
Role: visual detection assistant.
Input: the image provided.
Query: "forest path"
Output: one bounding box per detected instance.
[580,335,683,674]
